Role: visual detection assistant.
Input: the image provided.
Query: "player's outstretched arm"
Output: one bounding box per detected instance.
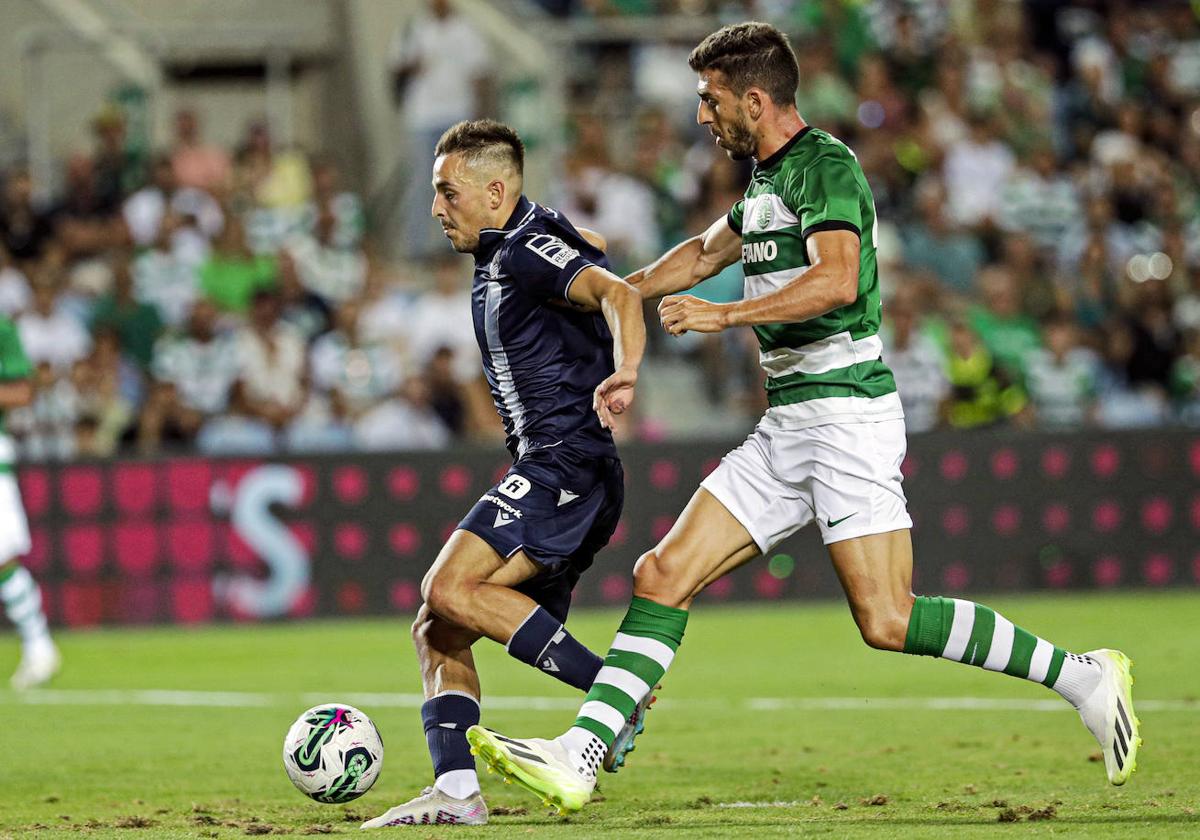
[659,229,859,335]
[567,266,646,430]
[626,214,741,300]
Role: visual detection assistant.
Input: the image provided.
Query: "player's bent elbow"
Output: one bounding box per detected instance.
[835,275,859,307]
[609,277,643,307]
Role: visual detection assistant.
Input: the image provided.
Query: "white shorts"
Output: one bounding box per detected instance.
[700,417,912,551]
[0,472,31,562]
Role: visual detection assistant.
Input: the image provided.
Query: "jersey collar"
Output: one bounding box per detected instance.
[756,126,813,171]
[476,194,535,260]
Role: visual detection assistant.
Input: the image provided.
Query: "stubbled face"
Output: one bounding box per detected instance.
[431,154,495,254]
[696,70,756,161]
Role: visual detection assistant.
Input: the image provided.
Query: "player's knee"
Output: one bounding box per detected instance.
[420,568,471,625]
[856,606,911,652]
[412,603,470,655]
[631,548,689,608]
[411,604,435,643]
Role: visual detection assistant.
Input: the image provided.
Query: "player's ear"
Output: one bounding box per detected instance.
[487,178,505,210]
[744,87,765,121]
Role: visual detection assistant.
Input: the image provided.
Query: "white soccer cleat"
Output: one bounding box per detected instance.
[466,726,596,814]
[604,686,658,773]
[360,787,488,828]
[10,641,60,691]
[1075,648,1141,785]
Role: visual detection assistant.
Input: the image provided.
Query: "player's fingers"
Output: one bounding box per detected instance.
[659,299,683,317]
[597,401,615,429]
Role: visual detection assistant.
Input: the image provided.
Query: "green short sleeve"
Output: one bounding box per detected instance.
[0,318,31,381]
[788,158,863,240]
[727,199,745,234]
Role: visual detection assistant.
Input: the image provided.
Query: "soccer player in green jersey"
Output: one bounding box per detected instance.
[0,315,59,689]
[467,22,1139,810]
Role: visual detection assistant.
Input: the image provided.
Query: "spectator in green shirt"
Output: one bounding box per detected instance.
[90,255,162,369]
[200,217,277,313]
[968,264,1042,378]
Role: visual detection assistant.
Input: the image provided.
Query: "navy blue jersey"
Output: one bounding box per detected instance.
[471,194,617,464]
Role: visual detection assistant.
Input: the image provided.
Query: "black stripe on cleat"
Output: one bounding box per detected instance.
[1117,700,1133,740]
[494,734,530,748]
[1112,739,1125,770]
[508,747,548,765]
[1115,724,1128,757]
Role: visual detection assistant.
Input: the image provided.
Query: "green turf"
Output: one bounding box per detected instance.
[0,591,1198,838]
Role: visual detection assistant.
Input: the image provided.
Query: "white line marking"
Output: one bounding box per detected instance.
[2,689,1196,714]
[743,697,1195,713]
[7,689,277,707]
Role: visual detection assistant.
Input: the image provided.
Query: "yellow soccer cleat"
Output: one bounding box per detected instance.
[1076,649,1141,785]
[466,726,595,814]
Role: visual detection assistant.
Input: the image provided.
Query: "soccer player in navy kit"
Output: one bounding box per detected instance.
[363,120,647,828]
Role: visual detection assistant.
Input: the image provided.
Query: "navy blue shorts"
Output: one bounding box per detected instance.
[458,445,624,623]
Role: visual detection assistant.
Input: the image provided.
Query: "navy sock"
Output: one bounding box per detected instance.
[507,606,603,692]
[421,691,480,777]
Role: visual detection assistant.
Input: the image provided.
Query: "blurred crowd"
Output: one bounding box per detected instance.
[541,0,1200,433]
[3,1,1200,465]
[0,107,501,460]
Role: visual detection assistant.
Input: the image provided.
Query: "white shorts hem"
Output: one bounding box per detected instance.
[820,516,913,546]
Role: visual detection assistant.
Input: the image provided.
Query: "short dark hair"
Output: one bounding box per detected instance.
[434,119,525,177]
[688,22,799,107]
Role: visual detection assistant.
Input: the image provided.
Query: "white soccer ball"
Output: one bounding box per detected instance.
[283,703,384,803]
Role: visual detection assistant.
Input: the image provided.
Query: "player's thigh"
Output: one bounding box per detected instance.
[421,529,542,603]
[698,424,816,552]
[633,487,760,608]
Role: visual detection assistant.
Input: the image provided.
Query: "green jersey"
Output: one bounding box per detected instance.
[0,315,31,467]
[729,127,902,428]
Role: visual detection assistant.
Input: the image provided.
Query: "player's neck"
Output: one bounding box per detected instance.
[488,195,528,232]
[755,113,808,164]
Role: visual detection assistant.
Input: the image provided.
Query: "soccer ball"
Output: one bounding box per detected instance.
[283,703,384,803]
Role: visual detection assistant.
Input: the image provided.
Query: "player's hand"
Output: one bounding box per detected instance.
[659,295,729,335]
[593,366,637,430]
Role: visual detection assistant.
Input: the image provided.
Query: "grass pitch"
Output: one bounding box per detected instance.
[1,591,1198,838]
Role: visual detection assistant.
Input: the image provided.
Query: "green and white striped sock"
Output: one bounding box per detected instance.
[0,563,51,652]
[563,597,687,766]
[904,596,1100,707]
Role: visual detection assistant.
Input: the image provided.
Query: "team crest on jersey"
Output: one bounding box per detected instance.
[755,199,773,231]
[487,253,502,280]
[525,234,579,269]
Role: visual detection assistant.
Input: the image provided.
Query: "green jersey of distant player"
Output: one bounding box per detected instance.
[0,315,32,451]
[728,127,897,421]
[0,311,59,692]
